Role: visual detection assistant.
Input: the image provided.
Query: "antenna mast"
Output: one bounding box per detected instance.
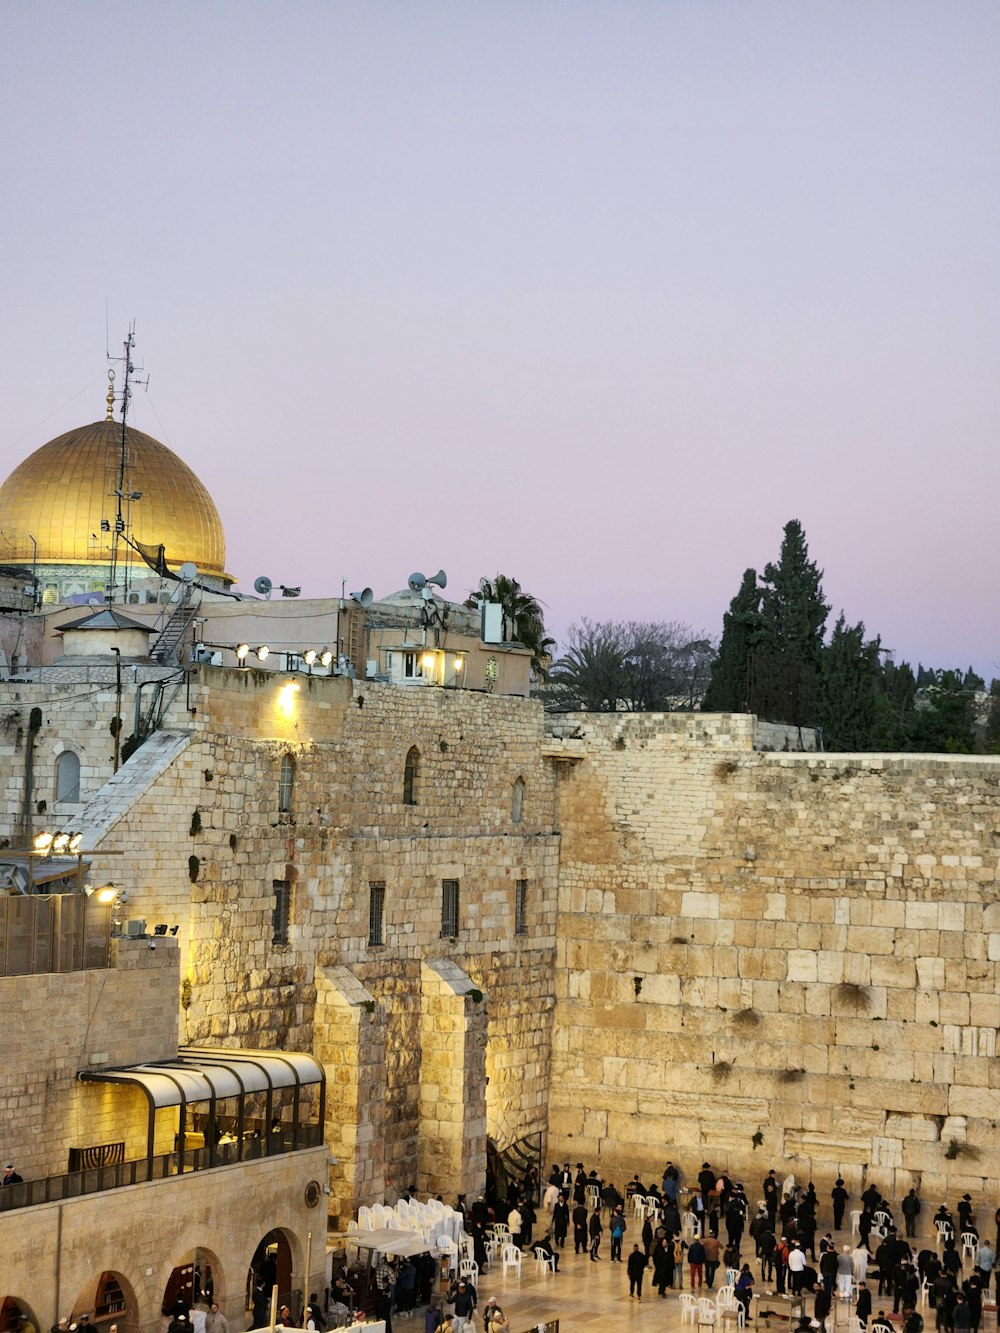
[106,322,148,603]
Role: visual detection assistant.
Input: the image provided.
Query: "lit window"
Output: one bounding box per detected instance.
[56,750,81,803]
[403,746,419,806]
[369,881,385,947]
[272,880,291,945]
[278,754,295,813]
[441,879,460,937]
[512,776,525,824]
[515,879,528,935]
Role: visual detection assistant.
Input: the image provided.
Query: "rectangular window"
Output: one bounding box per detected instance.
[441,878,460,937]
[368,881,385,947]
[272,879,291,945]
[515,879,528,935]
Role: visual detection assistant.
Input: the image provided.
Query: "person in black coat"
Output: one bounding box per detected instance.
[627,1245,648,1299]
[857,1282,873,1327]
[572,1202,589,1254]
[553,1195,569,1248]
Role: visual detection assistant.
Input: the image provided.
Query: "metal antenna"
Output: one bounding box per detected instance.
[106,322,149,603]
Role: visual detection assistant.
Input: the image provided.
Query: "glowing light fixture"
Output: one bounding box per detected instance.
[51,833,70,854]
[303,649,317,666]
[255,645,270,661]
[96,886,118,904]
[277,680,300,717]
[420,653,436,671]
[235,643,250,663]
[33,832,53,853]
[454,657,464,671]
[68,832,83,853]
[320,649,334,668]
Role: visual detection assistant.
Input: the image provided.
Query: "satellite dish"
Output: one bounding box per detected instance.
[254,575,273,598]
[408,572,427,592]
[178,562,198,583]
[427,569,447,590]
[351,587,374,610]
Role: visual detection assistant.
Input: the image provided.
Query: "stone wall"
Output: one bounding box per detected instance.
[64,669,559,1220]
[0,1143,329,1333]
[549,712,1000,1203]
[0,937,179,1181]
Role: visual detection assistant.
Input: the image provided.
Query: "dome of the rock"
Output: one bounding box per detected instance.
[0,418,227,582]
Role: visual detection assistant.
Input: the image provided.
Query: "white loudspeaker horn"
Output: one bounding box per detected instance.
[427,569,447,589]
[254,575,273,598]
[407,572,427,592]
[351,587,373,610]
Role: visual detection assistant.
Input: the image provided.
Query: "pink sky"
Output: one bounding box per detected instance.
[1,3,997,677]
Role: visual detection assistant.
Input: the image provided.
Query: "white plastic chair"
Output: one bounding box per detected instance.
[698,1297,718,1328]
[438,1234,458,1276]
[850,1210,862,1237]
[874,1211,891,1230]
[501,1243,522,1278]
[586,1184,602,1212]
[459,1259,479,1281]
[726,1268,740,1290]
[962,1232,977,1262]
[680,1295,699,1325]
[716,1286,736,1312]
[492,1222,510,1240]
[533,1246,556,1276]
[920,1277,931,1305]
[634,1196,648,1220]
[682,1210,698,1239]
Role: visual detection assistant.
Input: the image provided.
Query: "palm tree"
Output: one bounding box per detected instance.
[468,574,554,679]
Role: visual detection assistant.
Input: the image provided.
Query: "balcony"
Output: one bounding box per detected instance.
[0,1124,323,1213]
[0,1046,326,1214]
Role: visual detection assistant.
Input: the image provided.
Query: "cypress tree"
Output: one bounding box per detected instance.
[755,519,830,672]
[702,568,760,712]
[817,615,884,750]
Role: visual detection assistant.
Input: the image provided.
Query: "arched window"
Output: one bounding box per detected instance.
[56,750,81,803]
[512,776,525,824]
[403,746,419,806]
[278,754,295,813]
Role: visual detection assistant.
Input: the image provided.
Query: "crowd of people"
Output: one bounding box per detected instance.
[318,1163,1000,1333]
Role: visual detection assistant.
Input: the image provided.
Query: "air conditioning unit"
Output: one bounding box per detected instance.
[124,919,148,937]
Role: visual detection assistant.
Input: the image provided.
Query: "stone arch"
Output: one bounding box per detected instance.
[278,753,295,813]
[160,1246,225,1316]
[1,1296,41,1333]
[55,748,81,803]
[403,746,419,806]
[245,1229,301,1326]
[511,775,525,824]
[68,1269,139,1333]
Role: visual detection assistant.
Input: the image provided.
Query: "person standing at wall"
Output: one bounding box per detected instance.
[589,1207,604,1261]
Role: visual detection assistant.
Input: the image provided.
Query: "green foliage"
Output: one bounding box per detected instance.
[703,568,760,712]
[817,615,884,750]
[983,680,1000,753]
[189,810,202,837]
[755,519,829,672]
[904,670,976,753]
[188,854,200,883]
[470,574,554,679]
[549,619,714,712]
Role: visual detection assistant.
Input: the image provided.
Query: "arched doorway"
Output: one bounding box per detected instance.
[161,1248,223,1316]
[1,1297,41,1333]
[246,1231,295,1329]
[68,1271,138,1333]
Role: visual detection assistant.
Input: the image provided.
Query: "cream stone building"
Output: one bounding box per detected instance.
[3,396,1000,1333]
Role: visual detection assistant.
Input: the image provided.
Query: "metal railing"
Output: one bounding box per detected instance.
[0,893,111,976]
[0,1123,324,1213]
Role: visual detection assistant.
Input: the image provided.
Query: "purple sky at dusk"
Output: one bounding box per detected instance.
[1,3,997,676]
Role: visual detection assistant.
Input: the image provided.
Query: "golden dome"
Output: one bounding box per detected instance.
[0,419,227,578]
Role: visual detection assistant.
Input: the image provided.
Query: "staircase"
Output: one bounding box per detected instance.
[151,588,199,664]
[488,1131,544,1202]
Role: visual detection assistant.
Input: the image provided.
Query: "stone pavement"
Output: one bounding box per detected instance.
[468,1223,994,1333]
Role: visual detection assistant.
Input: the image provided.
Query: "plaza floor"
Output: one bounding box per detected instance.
[468,1225,991,1333]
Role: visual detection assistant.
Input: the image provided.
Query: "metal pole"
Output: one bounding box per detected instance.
[305,1231,313,1319]
[268,1284,278,1333]
[112,647,122,772]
